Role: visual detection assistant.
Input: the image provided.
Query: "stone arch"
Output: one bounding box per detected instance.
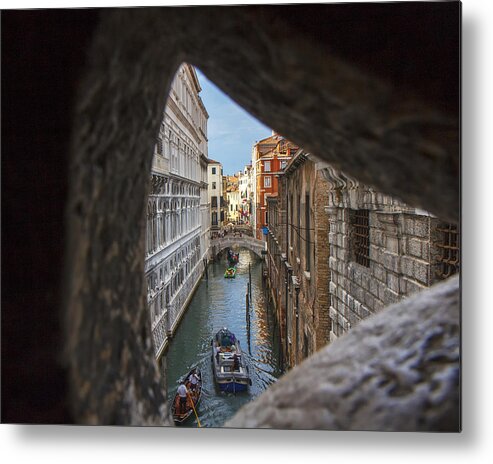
[3,5,459,427]
[64,6,458,427]
[212,242,264,260]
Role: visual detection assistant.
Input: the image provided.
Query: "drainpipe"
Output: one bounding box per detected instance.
[284,174,290,369]
[292,276,300,366]
[285,176,288,254]
[284,264,292,369]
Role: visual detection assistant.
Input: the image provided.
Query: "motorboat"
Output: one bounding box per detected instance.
[211,328,251,392]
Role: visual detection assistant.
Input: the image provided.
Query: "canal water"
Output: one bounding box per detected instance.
[165,248,284,427]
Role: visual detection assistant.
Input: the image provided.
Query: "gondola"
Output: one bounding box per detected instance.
[224,267,236,278]
[171,367,202,424]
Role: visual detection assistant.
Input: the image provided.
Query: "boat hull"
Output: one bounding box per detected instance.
[217,380,249,393]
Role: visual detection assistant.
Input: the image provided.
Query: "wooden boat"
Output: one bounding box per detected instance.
[227,250,239,267]
[211,328,251,392]
[171,367,202,424]
[224,267,236,278]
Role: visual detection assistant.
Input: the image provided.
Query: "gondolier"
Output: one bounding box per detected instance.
[188,371,199,392]
[177,383,188,414]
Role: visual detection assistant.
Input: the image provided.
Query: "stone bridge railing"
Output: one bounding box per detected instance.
[210,235,266,259]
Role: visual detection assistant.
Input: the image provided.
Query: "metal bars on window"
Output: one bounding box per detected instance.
[435,223,460,279]
[352,209,370,267]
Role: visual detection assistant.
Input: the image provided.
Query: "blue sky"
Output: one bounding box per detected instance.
[195,68,272,176]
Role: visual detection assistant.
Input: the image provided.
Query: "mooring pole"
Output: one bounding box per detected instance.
[248,263,252,299]
[246,283,251,355]
[246,282,250,311]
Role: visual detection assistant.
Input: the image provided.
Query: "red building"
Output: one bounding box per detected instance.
[253,133,298,239]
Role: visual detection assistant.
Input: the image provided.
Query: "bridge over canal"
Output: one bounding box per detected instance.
[210,235,266,259]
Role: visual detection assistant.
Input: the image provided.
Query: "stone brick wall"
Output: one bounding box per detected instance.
[313,170,331,349]
[323,170,456,342]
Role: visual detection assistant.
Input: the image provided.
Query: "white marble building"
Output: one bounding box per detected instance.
[207,159,223,230]
[145,64,210,361]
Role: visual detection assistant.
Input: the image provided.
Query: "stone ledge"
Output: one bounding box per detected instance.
[226,276,459,431]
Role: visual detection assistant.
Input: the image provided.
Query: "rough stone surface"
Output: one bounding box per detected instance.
[182,4,459,224]
[226,276,460,431]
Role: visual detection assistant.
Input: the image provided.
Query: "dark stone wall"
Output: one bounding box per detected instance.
[2,3,459,425]
[181,3,459,224]
[1,9,99,423]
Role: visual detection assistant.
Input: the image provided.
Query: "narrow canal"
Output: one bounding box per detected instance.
[165,248,284,427]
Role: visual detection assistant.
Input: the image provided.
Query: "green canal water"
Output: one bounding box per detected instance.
[165,248,284,427]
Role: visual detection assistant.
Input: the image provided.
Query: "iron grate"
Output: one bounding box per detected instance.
[352,209,370,267]
[435,223,460,279]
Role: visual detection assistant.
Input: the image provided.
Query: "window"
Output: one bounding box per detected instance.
[281,160,287,169]
[212,182,216,190]
[157,138,163,155]
[265,211,269,225]
[264,161,271,172]
[435,223,460,279]
[211,197,217,207]
[212,167,216,175]
[350,209,370,267]
[165,134,170,159]
[264,176,271,188]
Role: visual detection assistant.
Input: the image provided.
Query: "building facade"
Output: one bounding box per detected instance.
[145,64,210,363]
[207,159,223,231]
[266,150,330,368]
[199,153,211,270]
[225,174,240,223]
[252,133,298,239]
[227,188,240,223]
[265,150,460,368]
[239,164,253,224]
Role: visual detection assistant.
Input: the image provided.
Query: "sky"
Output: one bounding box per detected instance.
[195,68,272,176]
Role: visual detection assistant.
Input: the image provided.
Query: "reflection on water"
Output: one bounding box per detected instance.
[165,249,283,427]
